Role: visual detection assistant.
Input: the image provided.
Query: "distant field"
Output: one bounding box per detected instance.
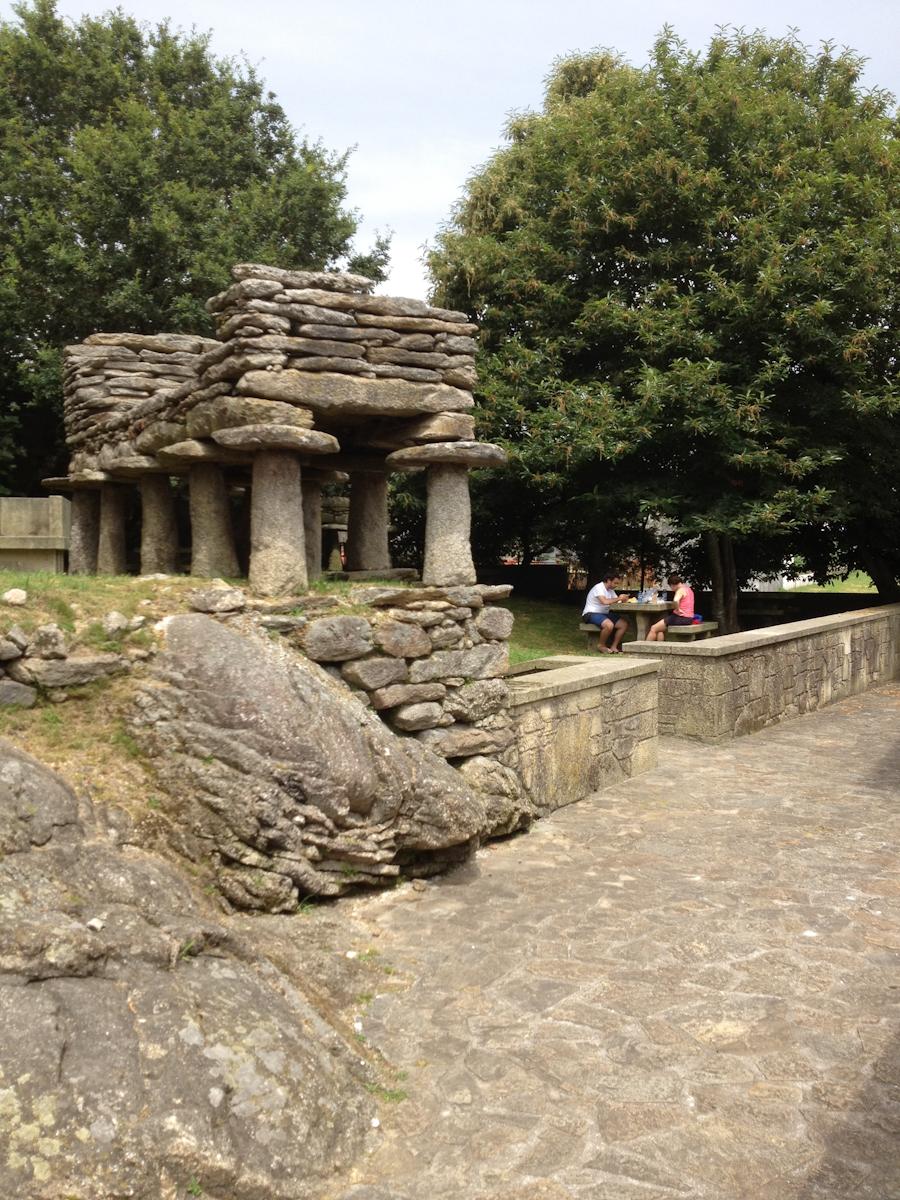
[790,571,876,594]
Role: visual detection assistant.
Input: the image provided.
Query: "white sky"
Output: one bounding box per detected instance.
[25,0,900,298]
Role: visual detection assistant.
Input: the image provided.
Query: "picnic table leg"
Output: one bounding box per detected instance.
[634,611,650,640]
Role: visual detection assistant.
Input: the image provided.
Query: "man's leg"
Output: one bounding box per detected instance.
[611,617,628,651]
[597,617,614,651]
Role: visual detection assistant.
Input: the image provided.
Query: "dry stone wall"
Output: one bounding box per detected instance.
[0,618,133,707]
[298,582,534,838]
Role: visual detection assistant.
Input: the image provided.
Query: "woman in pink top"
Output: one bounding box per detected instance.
[646,574,694,641]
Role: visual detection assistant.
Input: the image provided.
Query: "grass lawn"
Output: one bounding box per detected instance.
[790,571,876,593]
[505,597,588,664]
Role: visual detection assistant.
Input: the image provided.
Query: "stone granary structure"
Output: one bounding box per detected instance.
[48,265,507,594]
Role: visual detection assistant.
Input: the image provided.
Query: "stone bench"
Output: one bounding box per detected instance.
[579,621,606,649]
[665,621,718,640]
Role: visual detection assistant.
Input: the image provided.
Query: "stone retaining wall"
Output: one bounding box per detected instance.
[624,604,900,741]
[507,655,659,811]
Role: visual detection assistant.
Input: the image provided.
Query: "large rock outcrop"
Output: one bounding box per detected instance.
[134,614,491,909]
[0,740,373,1199]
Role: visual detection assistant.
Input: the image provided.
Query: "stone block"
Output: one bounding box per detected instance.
[134,420,188,454]
[429,623,466,650]
[417,725,515,758]
[474,606,514,641]
[444,679,510,723]
[368,682,446,710]
[341,656,408,691]
[373,620,432,659]
[187,396,314,437]
[235,370,474,417]
[303,616,373,662]
[391,702,444,731]
[187,586,247,613]
[32,624,68,660]
[213,425,338,454]
[0,679,36,707]
[408,642,509,683]
[7,653,128,688]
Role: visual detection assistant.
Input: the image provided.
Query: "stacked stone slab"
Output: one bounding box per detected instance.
[191,263,504,592]
[49,263,507,594]
[62,332,219,470]
[58,333,219,575]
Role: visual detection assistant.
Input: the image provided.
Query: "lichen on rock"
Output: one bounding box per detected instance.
[0,739,374,1199]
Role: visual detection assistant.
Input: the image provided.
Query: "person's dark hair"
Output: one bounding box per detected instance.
[602,569,619,582]
[668,573,684,585]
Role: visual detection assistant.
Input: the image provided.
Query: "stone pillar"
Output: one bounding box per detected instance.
[301,477,323,583]
[69,490,99,575]
[97,484,129,575]
[189,463,239,578]
[139,475,178,575]
[346,471,390,572]
[423,465,476,586]
[249,451,307,596]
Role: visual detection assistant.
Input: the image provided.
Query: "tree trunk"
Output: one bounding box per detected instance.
[704,532,740,634]
[860,552,900,602]
[704,531,726,630]
[721,533,740,633]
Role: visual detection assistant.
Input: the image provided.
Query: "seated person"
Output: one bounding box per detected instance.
[646,573,694,641]
[582,570,629,653]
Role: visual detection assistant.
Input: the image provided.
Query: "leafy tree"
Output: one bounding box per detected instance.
[0,0,388,493]
[430,30,900,626]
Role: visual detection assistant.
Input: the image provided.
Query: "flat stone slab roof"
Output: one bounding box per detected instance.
[340,683,900,1199]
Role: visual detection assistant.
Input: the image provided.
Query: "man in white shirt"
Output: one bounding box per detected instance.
[581,571,629,653]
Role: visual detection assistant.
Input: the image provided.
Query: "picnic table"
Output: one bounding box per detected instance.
[608,600,674,641]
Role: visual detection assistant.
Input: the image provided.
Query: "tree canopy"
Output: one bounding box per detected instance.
[430,29,900,622]
[0,0,388,493]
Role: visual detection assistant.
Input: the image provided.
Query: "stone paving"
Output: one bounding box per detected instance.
[335,684,900,1200]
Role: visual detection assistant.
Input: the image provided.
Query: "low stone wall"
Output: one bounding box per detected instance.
[507,655,659,811]
[624,604,900,741]
[0,614,135,707]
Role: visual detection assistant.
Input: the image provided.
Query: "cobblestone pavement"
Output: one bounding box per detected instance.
[336,684,900,1200]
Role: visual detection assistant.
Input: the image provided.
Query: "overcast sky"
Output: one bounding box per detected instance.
[31,0,900,298]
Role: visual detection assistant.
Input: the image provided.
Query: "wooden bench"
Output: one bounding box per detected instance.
[665,622,719,640]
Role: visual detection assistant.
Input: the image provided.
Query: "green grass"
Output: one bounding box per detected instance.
[0,569,200,633]
[791,571,876,593]
[505,597,587,664]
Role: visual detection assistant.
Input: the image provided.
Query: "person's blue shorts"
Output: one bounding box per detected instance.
[582,612,621,627]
